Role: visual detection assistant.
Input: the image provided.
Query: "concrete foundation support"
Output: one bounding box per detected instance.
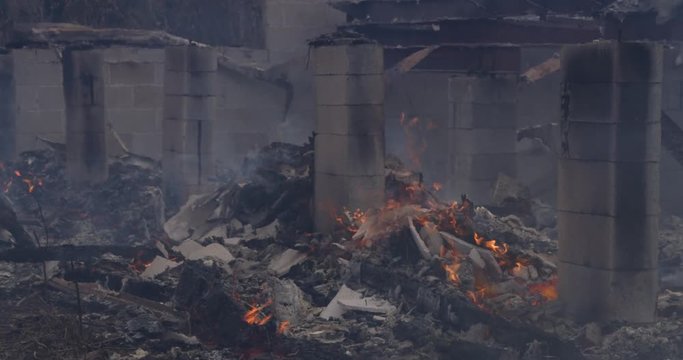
[162,45,217,206]
[448,75,518,204]
[312,41,385,232]
[0,52,15,161]
[63,48,108,184]
[558,41,662,323]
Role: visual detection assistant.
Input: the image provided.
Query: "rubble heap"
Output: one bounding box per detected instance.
[0,141,681,359]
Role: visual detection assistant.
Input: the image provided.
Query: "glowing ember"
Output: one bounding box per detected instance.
[13,170,21,177]
[466,287,489,309]
[528,277,558,304]
[22,179,35,193]
[431,182,443,192]
[277,320,290,334]
[243,300,273,326]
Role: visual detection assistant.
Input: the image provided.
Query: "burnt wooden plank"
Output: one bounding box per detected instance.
[342,18,601,47]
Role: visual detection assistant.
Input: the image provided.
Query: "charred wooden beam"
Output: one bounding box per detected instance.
[384,44,521,72]
[342,18,601,47]
[333,0,612,23]
[0,245,156,262]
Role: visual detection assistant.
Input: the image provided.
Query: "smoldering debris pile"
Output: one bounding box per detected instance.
[0,142,682,360]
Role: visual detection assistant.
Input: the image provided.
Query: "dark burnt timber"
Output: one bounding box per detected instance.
[0,245,156,263]
[341,18,602,47]
[333,0,613,23]
[384,44,521,73]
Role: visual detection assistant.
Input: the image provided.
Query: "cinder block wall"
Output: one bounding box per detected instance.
[214,68,287,169]
[262,0,345,63]
[102,47,165,159]
[661,46,683,215]
[12,49,65,153]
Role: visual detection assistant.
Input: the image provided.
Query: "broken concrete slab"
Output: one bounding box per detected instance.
[141,256,181,279]
[320,285,363,320]
[268,249,307,276]
[419,222,444,256]
[337,297,397,315]
[174,239,203,258]
[186,243,234,263]
[163,193,218,243]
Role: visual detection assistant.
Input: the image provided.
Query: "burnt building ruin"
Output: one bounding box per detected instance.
[0,0,683,359]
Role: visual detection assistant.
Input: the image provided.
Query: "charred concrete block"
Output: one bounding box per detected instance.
[558,41,662,323]
[562,41,663,84]
[316,105,384,136]
[108,62,157,85]
[163,95,216,122]
[558,211,659,270]
[557,159,659,217]
[164,71,217,97]
[66,131,108,183]
[314,133,384,177]
[313,44,384,75]
[165,46,217,73]
[559,262,657,323]
[564,121,660,162]
[163,119,212,155]
[314,74,384,105]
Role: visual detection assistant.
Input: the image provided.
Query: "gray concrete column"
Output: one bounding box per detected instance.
[0,51,15,161]
[162,45,217,205]
[63,48,108,184]
[558,41,662,323]
[312,40,385,232]
[448,75,518,204]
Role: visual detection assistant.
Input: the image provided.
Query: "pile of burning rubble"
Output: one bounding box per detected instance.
[0,140,682,359]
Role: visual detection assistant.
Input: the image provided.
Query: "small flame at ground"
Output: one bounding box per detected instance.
[243,299,273,326]
[431,182,443,192]
[528,277,558,304]
[277,320,290,334]
[440,247,461,284]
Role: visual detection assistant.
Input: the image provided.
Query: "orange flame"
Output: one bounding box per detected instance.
[13,170,21,177]
[528,277,558,304]
[243,300,273,326]
[484,239,509,256]
[440,247,461,284]
[474,232,485,246]
[466,286,489,309]
[277,320,290,334]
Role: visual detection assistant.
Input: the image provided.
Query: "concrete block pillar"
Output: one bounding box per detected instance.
[312,40,385,232]
[0,51,15,161]
[558,41,662,323]
[448,75,518,204]
[63,48,108,184]
[162,45,217,206]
